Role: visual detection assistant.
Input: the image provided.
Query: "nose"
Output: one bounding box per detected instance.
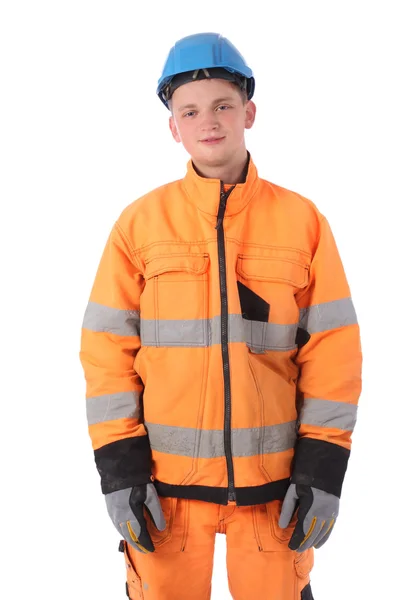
[199,109,220,134]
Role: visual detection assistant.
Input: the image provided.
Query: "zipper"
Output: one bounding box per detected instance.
[215,182,236,503]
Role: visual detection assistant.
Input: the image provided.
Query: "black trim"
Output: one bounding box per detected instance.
[94,436,153,495]
[292,437,350,498]
[295,327,311,349]
[154,477,290,507]
[125,582,130,598]
[301,583,314,600]
[237,280,270,322]
[118,539,125,553]
[235,478,290,506]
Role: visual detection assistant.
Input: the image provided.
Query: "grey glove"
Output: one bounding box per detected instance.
[105,483,166,553]
[279,483,339,552]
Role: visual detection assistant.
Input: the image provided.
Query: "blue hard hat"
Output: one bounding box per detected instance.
[157,32,255,109]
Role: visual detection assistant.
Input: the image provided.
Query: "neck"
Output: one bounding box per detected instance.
[192,147,249,184]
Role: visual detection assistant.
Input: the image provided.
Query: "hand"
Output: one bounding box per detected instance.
[279,483,339,552]
[105,483,166,553]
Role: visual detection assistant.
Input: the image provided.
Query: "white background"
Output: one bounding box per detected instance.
[1,1,399,598]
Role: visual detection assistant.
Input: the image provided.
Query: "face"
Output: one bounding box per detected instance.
[168,78,256,170]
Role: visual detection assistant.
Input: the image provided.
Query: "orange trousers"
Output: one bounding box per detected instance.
[120,496,314,600]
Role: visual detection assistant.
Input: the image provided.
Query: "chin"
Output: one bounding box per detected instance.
[194,150,231,168]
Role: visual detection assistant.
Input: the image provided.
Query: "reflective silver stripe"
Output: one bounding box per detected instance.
[299,297,357,335]
[242,320,298,353]
[145,421,296,458]
[82,301,140,336]
[141,317,209,347]
[299,398,357,431]
[87,391,141,425]
[233,421,297,456]
[140,314,298,351]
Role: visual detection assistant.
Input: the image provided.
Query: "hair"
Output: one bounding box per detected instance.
[237,85,249,105]
[168,81,248,112]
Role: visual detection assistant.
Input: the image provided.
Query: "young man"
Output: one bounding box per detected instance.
[80,32,362,600]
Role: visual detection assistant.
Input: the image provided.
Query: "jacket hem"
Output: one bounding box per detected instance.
[154,477,290,506]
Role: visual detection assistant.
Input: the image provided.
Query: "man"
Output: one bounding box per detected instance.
[80,32,362,599]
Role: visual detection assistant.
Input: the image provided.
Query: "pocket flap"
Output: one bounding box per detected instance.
[237,255,309,288]
[295,548,314,579]
[121,540,144,599]
[144,253,209,279]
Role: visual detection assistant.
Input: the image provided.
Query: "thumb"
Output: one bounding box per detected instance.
[144,484,167,531]
[279,484,298,528]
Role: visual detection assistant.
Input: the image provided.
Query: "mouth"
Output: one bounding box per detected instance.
[200,136,225,145]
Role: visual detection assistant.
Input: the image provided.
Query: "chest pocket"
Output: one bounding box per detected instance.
[140,253,210,347]
[236,253,309,353]
[236,255,309,287]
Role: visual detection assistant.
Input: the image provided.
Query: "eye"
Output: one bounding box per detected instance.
[183,111,196,118]
[216,105,230,111]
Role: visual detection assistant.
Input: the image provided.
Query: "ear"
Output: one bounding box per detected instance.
[244,100,256,130]
[169,116,181,143]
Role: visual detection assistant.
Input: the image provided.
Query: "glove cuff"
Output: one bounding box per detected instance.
[291,437,350,497]
[95,435,153,494]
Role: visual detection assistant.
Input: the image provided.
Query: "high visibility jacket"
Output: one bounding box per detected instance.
[80,153,362,506]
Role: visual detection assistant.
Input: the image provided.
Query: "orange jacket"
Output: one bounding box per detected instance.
[80,153,362,506]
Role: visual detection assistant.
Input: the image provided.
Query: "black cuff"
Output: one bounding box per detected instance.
[291,437,350,498]
[94,435,153,494]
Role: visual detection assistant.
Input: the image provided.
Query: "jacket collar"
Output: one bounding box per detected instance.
[182,151,260,219]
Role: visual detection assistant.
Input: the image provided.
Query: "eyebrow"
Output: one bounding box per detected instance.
[177,97,237,112]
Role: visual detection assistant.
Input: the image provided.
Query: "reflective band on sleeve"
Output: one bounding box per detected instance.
[86,391,141,425]
[299,297,357,334]
[299,398,357,431]
[82,301,140,336]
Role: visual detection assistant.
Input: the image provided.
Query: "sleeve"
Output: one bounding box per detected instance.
[292,214,362,498]
[79,221,153,494]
